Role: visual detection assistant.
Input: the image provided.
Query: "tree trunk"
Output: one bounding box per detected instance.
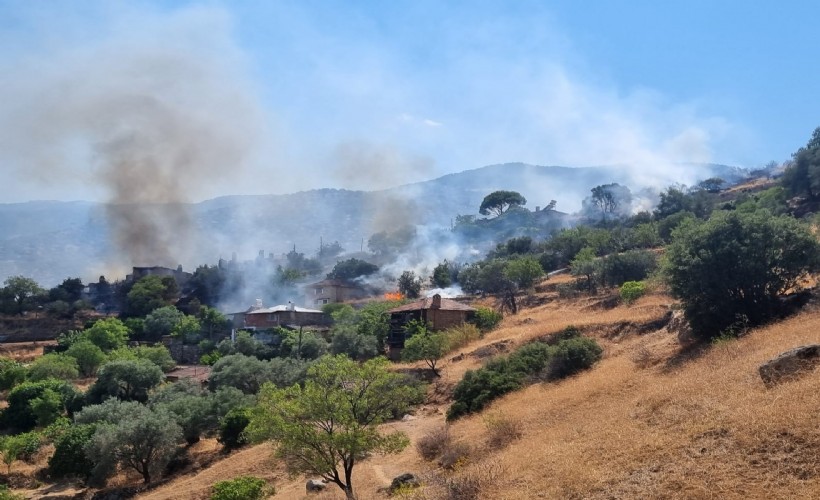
[344,486,356,500]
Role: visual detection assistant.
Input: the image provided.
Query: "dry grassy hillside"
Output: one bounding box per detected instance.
[138,279,820,500]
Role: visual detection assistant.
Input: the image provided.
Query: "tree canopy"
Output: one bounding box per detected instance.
[665,210,820,338]
[247,355,413,500]
[479,190,527,217]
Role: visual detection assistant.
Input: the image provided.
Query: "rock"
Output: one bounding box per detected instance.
[306,479,327,493]
[389,473,420,493]
[759,344,820,387]
[401,414,416,421]
[667,310,695,345]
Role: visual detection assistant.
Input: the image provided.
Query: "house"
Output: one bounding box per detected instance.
[126,265,192,287]
[304,279,369,307]
[232,301,329,330]
[386,294,477,359]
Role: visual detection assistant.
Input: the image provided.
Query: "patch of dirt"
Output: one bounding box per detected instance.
[747,431,820,480]
[468,340,514,359]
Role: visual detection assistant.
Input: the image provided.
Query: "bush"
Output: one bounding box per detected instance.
[86,359,164,403]
[219,407,251,450]
[666,210,820,339]
[0,358,27,391]
[599,250,657,287]
[48,423,96,478]
[1,379,78,432]
[0,485,25,500]
[484,414,523,450]
[438,441,472,470]
[416,426,451,461]
[65,340,107,377]
[27,353,79,381]
[211,476,271,500]
[447,336,603,420]
[133,345,176,372]
[445,323,482,351]
[549,337,604,378]
[209,355,309,395]
[620,281,646,304]
[471,307,502,332]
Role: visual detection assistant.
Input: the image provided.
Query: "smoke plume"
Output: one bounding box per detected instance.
[0,5,264,268]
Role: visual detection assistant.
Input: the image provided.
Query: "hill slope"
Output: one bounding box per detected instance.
[130,279,820,499]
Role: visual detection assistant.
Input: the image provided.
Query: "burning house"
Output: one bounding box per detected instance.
[126,265,192,286]
[386,294,477,359]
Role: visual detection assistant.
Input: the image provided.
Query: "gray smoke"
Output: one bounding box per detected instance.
[0,5,264,268]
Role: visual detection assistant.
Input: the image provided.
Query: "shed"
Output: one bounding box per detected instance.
[386,294,476,359]
[234,302,329,330]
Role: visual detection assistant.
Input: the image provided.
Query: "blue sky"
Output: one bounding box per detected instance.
[0,0,817,202]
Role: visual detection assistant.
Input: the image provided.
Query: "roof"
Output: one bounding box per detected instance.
[388,296,477,313]
[245,305,324,315]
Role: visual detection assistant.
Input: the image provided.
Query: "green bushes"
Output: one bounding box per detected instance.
[471,307,503,332]
[48,424,97,478]
[447,334,603,420]
[1,379,79,432]
[620,281,646,304]
[211,476,270,500]
[211,476,271,500]
[219,407,251,450]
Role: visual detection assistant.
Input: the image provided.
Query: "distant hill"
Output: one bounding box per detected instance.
[0,162,743,286]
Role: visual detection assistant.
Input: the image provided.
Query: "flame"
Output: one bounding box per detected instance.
[384,292,404,301]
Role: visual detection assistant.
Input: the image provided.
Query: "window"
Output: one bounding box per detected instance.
[315,287,324,295]
[316,298,329,305]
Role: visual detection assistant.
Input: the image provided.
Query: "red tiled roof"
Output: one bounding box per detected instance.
[388,296,477,313]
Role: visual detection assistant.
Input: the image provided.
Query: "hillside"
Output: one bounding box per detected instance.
[0,162,740,286]
[122,277,820,500]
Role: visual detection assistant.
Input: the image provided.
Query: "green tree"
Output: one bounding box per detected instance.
[247,355,413,500]
[133,345,176,372]
[48,423,97,478]
[65,339,106,377]
[402,330,449,377]
[570,247,599,293]
[397,270,422,298]
[84,318,130,352]
[126,275,178,317]
[504,256,544,289]
[666,210,820,338]
[1,276,44,315]
[479,190,527,217]
[1,379,79,432]
[326,258,379,281]
[84,403,183,484]
[172,315,202,343]
[698,177,725,193]
[198,306,228,341]
[86,359,164,403]
[0,432,42,473]
[781,126,820,200]
[143,305,185,341]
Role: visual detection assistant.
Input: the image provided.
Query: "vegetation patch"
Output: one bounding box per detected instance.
[447,330,602,420]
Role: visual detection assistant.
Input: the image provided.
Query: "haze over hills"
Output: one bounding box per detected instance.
[0,162,743,287]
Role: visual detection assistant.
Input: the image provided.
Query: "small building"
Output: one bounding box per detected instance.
[304,279,369,307]
[126,265,192,287]
[233,301,329,330]
[386,294,477,359]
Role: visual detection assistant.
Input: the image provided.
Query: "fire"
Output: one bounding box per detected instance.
[384,291,404,301]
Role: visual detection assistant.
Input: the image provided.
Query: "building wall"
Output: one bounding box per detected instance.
[306,285,365,307]
[243,311,329,329]
[425,309,474,331]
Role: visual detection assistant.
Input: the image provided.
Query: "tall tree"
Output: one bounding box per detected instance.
[247,356,413,500]
[1,276,44,315]
[782,126,820,200]
[479,190,527,217]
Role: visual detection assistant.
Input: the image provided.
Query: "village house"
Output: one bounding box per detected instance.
[126,265,192,287]
[231,300,329,331]
[304,279,369,307]
[386,294,477,359]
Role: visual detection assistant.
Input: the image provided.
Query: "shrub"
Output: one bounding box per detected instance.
[620,281,646,304]
[1,379,78,432]
[438,441,472,470]
[0,431,42,472]
[446,323,482,351]
[599,250,657,287]
[211,476,271,500]
[209,355,308,395]
[48,424,96,478]
[484,414,523,450]
[416,426,451,461]
[27,353,79,381]
[65,340,107,377]
[83,318,130,352]
[549,337,604,379]
[447,365,523,420]
[666,210,820,339]
[503,256,544,289]
[471,307,502,332]
[402,331,450,376]
[0,357,27,391]
[219,407,251,450]
[0,485,25,500]
[86,358,164,403]
[133,345,176,372]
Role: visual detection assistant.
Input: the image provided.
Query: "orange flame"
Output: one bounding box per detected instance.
[384,292,404,301]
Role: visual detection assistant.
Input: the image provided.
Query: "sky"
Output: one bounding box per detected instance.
[0,0,818,203]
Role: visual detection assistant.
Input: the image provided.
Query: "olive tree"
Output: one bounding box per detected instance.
[247,355,413,500]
